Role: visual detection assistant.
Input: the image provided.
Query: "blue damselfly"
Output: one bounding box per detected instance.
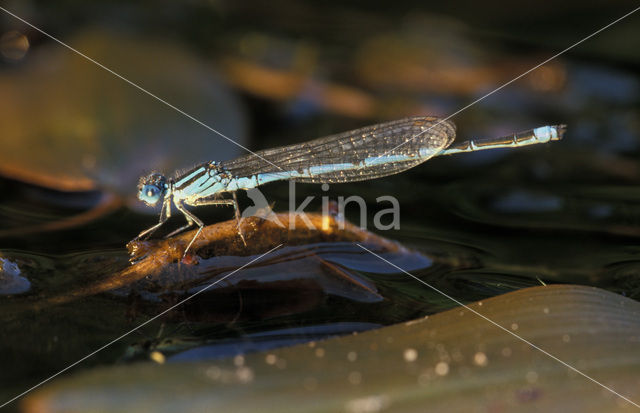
[135,117,564,255]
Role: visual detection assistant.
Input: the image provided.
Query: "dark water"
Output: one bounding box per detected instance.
[0,0,639,409]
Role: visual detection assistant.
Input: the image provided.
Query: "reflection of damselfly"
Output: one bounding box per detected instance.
[135,117,565,254]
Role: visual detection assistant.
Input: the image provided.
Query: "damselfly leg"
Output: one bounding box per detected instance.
[174,200,204,258]
[192,193,247,247]
[135,199,171,241]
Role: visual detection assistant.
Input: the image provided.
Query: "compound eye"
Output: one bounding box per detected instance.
[138,184,163,206]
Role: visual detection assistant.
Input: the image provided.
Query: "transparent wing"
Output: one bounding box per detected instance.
[221,116,456,184]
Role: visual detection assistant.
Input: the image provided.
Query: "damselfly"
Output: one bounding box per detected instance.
[135,117,564,255]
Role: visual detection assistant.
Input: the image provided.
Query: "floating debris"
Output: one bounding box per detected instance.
[37,212,429,309]
[0,257,30,295]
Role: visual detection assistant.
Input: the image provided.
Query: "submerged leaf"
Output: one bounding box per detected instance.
[0,29,246,194]
[23,285,640,412]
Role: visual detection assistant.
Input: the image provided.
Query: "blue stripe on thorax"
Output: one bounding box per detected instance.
[174,167,207,189]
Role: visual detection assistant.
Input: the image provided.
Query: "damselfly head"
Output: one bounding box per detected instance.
[137,173,167,206]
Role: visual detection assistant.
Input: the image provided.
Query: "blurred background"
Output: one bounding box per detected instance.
[0,0,639,410]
